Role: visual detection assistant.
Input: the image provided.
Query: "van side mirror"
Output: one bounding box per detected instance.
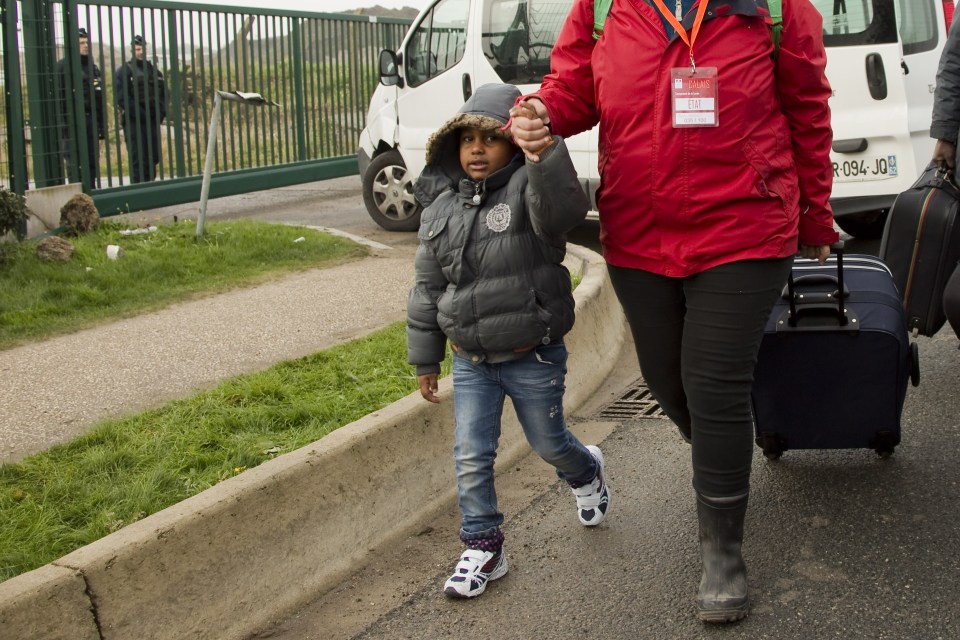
[379,49,404,88]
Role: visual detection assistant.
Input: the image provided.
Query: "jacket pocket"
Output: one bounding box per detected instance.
[417,214,450,242]
[740,138,797,214]
[528,288,554,343]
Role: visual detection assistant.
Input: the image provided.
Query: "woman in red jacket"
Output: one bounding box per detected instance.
[511,0,838,623]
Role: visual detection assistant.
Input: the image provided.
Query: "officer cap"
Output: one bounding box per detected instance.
[78,27,88,39]
[132,35,145,46]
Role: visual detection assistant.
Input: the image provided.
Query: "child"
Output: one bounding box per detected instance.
[406,83,610,599]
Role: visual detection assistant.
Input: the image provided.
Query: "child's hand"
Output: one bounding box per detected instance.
[418,373,441,404]
[508,99,553,163]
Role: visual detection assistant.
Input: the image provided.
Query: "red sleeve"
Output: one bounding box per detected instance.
[777,1,840,246]
[527,0,599,138]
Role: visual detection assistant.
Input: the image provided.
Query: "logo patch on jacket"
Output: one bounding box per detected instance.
[486,203,511,232]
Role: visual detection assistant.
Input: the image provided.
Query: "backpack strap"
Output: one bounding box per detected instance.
[592,0,782,57]
[593,0,614,40]
[768,0,782,59]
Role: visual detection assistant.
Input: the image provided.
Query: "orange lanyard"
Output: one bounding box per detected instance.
[651,0,710,70]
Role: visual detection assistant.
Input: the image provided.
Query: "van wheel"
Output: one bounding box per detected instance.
[834,209,888,240]
[362,150,422,232]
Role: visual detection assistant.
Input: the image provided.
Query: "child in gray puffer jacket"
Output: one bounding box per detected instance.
[406,83,610,599]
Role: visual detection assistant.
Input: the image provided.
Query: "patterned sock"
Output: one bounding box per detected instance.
[461,528,505,554]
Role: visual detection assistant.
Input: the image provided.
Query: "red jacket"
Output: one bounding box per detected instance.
[536,0,839,276]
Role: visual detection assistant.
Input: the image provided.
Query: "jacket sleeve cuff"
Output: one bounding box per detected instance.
[931,122,960,143]
[415,363,441,376]
[798,209,841,246]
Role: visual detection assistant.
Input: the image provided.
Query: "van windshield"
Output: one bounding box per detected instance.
[811,0,940,54]
[482,0,571,84]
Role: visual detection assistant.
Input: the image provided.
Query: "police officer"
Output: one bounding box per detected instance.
[57,27,106,189]
[115,35,166,183]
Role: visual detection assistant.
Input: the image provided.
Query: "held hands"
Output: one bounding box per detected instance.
[798,244,831,264]
[417,373,440,404]
[509,98,553,163]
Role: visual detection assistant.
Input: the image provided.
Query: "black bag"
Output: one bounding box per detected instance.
[879,163,960,336]
[751,248,920,460]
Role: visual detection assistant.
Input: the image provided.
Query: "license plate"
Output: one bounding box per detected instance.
[832,155,898,182]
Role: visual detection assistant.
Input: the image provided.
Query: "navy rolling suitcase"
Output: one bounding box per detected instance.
[751,249,920,459]
[879,164,960,337]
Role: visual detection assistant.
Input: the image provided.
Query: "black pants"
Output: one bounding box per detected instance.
[608,257,793,497]
[944,264,960,341]
[62,115,100,189]
[124,113,161,183]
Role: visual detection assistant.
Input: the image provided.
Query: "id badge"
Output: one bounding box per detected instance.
[671,67,719,128]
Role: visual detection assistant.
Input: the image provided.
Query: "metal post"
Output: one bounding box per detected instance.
[2,0,29,197]
[197,90,278,238]
[167,9,187,178]
[197,91,223,239]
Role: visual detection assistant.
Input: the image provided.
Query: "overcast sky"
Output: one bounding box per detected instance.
[207,0,431,13]
[326,0,430,11]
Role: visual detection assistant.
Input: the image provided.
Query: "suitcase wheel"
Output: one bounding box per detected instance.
[755,433,784,460]
[872,431,899,459]
[910,342,920,387]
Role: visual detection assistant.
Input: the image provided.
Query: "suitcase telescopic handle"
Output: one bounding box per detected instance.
[785,242,849,328]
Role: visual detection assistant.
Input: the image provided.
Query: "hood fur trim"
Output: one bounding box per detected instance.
[424,114,513,166]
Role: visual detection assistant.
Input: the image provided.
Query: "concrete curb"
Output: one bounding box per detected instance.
[0,244,626,640]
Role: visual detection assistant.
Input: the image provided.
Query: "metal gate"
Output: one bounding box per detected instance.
[0,0,410,215]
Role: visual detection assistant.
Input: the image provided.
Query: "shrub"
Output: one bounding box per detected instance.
[0,189,28,238]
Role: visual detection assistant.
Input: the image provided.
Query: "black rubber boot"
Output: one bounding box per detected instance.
[695,492,749,623]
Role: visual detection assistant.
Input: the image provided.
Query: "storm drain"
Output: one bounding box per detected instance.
[597,379,668,420]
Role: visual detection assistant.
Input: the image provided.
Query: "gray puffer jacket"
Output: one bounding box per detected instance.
[406,83,589,374]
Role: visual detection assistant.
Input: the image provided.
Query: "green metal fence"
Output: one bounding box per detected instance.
[0,0,411,215]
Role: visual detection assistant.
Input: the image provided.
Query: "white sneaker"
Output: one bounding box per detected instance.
[443,548,508,598]
[571,445,611,526]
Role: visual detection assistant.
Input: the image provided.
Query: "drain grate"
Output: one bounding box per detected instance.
[597,379,668,420]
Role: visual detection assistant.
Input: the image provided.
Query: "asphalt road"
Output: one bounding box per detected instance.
[249,330,960,640]
[175,180,959,640]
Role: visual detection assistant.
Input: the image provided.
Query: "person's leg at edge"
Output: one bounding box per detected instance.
[682,257,793,623]
[943,264,960,343]
[504,343,610,526]
[444,355,508,598]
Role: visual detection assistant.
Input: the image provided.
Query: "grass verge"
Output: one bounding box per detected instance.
[0,321,452,583]
[0,234,583,583]
[0,219,368,350]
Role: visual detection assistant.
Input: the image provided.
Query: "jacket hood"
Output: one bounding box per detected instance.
[416,83,521,206]
[424,83,520,166]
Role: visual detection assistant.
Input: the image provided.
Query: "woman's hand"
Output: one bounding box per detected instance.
[509,98,553,162]
[798,244,831,264]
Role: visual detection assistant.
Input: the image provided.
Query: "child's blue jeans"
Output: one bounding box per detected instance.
[452,341,598,542]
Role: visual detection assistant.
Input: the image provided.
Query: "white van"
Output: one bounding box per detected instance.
[357,0,954,237]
